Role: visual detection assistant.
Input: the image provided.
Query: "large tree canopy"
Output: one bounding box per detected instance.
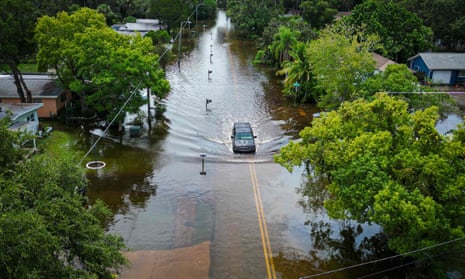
[346,0,433,62]
[275,93,465,255]
[35,8,170,120]
[360,63,453,113]
[35,8,108,85]
[306,23,377,109]
[0,123,127,278]
[226,0,283,38]
[147,0,191,31]
[396,0,465,51]
[0,0,39,102]
[300,0,337,29]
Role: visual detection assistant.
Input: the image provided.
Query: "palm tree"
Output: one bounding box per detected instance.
[277,41,319,103]
[269,26,300,66]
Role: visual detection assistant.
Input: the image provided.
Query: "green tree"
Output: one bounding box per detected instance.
[361,64,421,95]
[116,0,148,19]
[0,123,127,278]
[0,0,39,102]
[276,93,465,256]
[347,0,433,62]
[276,41,321,102]
[35,8,108,92]
[0,117,22,175]
[306,23,377,109]
[256,16,316,66]
[195,0,217,22]
[145,29,171,45]
[35,8,170,121]
[69,27,169,121]
[330,0,362,11]
[361,63,455,113]
[226,0,283,38]
[147,0,191,32]
[145,30,172,70]
[269,26,300,66]
[300,0,337,29]
[97,3,119,24]
[396,0,465,51]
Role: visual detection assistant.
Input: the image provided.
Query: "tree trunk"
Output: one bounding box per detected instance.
[18,71,33,103]
[80,91,87,115]
[9,62,26,103]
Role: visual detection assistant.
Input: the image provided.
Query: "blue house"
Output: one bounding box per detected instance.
[408,53,465,85]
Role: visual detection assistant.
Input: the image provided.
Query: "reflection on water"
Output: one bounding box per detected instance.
[61,9,465,279]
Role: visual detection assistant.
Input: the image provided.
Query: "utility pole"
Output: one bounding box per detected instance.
[147,87,151,130]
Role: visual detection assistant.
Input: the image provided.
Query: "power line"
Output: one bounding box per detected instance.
[356,248,454,279]
[299,236,465,279]
[386,91,465,94]
[79,14,195,166]
[78,79,142,165]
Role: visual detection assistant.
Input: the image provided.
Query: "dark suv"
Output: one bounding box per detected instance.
[231,122,256,153]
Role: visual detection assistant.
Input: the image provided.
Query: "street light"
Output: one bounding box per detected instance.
[195,3,205,27]
[146,71,151,130]
[178,19,192,71]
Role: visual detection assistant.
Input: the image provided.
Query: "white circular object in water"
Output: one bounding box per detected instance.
[86,161,106,170]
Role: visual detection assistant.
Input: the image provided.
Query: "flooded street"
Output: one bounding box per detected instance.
[79,10,408,279]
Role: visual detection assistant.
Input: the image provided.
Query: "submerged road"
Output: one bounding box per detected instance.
[86,10,339,279]
[114,10,305,278]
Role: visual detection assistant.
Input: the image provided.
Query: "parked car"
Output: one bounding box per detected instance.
[231,122,256,153]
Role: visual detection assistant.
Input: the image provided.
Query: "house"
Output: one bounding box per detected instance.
[112,19,165,37]
[407,53,465,85]
[0,103,44,149]
[0,74,72,118]
[0,102,43,133]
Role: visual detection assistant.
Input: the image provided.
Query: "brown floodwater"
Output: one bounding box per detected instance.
[62,10,465,279]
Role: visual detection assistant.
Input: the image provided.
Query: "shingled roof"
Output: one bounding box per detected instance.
[0,74,63,99]
[408,53,465,70]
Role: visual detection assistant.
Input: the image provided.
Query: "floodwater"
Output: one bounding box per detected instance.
[73,10,462,279]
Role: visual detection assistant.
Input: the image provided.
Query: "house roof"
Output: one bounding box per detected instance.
[0,74,64,99]
[408,53,465,70]
[111,18,164,36]
[372,53,396,72]
[0,103,43,122]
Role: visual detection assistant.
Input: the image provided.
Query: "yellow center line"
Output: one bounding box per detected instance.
[226,39,275,277]
[249,162,277,279]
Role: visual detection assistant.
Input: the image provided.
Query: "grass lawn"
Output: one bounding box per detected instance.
[18,63,38,72]
[1,63,39,73]
[37,130,81,159]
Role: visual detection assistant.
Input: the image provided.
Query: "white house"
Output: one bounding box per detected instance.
[0,103,44,148]
[112,19,165,37]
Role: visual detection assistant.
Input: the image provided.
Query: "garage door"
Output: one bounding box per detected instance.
[432,71,452,84]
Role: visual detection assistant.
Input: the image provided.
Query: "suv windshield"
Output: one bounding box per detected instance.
[236,132,253,140]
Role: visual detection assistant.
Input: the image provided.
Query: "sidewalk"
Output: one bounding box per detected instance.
[119,241,211,279]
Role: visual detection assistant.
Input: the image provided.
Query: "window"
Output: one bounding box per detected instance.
[237,132,253,140]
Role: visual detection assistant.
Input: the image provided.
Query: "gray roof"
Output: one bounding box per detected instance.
[372,53,396,72]
[0,103,43,121]
[410,53,465,70]
[0,74,64,99]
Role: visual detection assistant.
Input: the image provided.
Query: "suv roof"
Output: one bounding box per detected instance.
[234,122,252,130]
